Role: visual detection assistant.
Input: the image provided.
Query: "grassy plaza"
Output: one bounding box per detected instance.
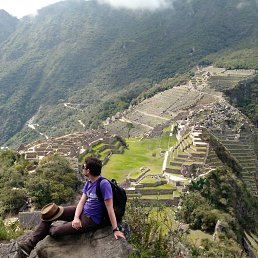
[102,132,177,183]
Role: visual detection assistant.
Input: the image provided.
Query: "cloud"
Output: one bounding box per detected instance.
[96,0,172,11]
[236,0,250,9]
[235,0,258,9]
[0,0,62,18]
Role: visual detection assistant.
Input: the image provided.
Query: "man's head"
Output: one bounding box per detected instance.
[82,157,102,176]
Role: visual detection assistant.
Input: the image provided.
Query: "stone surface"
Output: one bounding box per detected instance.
[0,241,21,258]
[18,212,41,229]
[0,226,137,258]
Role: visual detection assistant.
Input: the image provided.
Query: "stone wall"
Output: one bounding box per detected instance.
[138,197,180,206]
[201,129,242,175]
[18,211,41,229]
[139,180,167,187]
[126,188,175,195]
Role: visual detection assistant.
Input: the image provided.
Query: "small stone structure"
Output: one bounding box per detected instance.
[18,211,41,229]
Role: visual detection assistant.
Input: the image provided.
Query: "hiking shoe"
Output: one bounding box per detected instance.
[17,241,33,257]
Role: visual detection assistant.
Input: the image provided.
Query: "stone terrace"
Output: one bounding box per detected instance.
[164,129,208,179]
[106,86,204,137]
[19,130,120,170]
[211,129,258,197]
[136,86,189,117]
[185,98,258,197]
[202,66,256,92]
[125,172,181,206]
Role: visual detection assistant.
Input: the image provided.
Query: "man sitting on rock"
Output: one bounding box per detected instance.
[18,157,125,257]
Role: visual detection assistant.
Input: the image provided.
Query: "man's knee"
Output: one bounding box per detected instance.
[49,222,76,237]
[49,226,59,237]
[49,225,67,237]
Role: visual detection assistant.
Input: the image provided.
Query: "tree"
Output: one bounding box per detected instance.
[177,167,258,243]
[26,155,78,208]
[0,188,27,217]
[26,178,52,208]
[126,122,134,138]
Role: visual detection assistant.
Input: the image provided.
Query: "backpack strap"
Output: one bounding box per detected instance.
[96,177,111,226]
[96,177,108,202]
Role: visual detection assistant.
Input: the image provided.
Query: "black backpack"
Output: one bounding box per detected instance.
[96,177,127,225]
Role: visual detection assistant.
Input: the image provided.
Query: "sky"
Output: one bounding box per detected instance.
[0,0,171,18]
[0,0,63,18]
[97,0,171,11]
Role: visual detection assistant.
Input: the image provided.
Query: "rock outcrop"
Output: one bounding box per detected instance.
[0,227,138,258]
[0,241,20,258]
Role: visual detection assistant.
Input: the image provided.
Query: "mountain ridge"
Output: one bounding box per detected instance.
[1,0,258,147]
[0,9,18,43]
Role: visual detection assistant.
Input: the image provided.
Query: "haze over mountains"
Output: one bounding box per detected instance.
[0,10,18,43]
[0,0,258,147]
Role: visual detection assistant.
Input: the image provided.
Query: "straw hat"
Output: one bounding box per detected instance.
[41,203,64,221]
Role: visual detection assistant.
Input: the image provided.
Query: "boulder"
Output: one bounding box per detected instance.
[0,241,21,258]
[0,226,138,258]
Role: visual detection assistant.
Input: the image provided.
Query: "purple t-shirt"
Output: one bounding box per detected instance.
[82,176,112,224]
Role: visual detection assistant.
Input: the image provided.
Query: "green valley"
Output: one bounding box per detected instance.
[1,0,258,256]
[1,0,258,147]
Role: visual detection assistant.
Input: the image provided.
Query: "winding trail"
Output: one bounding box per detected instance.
[27,107,49,140]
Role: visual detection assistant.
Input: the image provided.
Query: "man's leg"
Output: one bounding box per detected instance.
[18,219,52,257]
[56,206,76,221]
[49,213,98,237]
[18,206,76,256]
[30,206,76,245]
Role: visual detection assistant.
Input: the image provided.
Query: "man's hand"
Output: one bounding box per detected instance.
[114,230,126,240]
[72,217,82,230]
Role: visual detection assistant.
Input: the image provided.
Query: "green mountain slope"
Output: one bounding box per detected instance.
[224,75,258,127]
[0,0,258,147]
[0,10,18,43]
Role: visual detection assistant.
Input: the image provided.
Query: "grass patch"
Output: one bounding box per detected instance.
[184,161,204,165]
[129,170,144,179]
[163,126,172,133]
[140,177,158,184]
[170,165,181,170]
[102,135,177,183]
[173,190,181,197]
[141,194,174,199]
[0,219,25,241]
[98,151,110,160]
[92,142,105,151]
[188,229,213,245]
[143,184,176,190]
[149,206,176,224]
[170,173,188,180]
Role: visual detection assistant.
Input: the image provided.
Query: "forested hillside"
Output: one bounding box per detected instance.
[0,150,78,217]
[224,75,258,127]
[0,10,18,43]
[1,0,258,147]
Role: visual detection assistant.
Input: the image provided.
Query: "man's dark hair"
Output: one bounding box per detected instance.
[85,157,102,176]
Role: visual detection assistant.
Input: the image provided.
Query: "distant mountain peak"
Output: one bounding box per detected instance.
[0,9,15,17]
[0,9,18,43]
[0,0,258,147]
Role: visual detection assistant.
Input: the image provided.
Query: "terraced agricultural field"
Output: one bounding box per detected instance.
[208,74,250,91]
[102,133,177,183]
[211,130,258,197]
[165,130,207,177]
[106,85,203,137]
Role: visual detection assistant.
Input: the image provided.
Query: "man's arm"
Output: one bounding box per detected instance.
[72,193,87,230]
[104,199,125,239]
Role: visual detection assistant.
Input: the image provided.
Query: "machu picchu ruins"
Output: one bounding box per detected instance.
[102,66,258,199]
[18,66,258,209]
[1,3,258,256]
